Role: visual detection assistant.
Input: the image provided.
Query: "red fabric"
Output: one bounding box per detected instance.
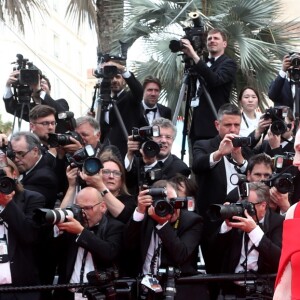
[275,203,300,299]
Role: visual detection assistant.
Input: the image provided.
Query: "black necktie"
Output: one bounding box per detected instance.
[145,107,157,115]
[205,57,215,64]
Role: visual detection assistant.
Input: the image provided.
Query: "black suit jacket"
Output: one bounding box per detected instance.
[0,189,45,299]
[100,73,147,158]
[124,209,203,277]
[189,55,237,142]
[55,215,124,284]
[21,154,58,209]
[143,103,172,125]
[3,93,69,133]
[268,75,294,110]
[214,209,284,274]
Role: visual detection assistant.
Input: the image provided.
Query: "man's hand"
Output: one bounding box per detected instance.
[226,210,257,233]
[270,187,290,213]
[267,129,281,149]
[101,61,126,73]
[137,189,153,214]
[282,54,292,72]
[126,135,140,162]
[61,137,83,154]
[213,133,237,161]
[57,216,84,235]
[254,117,272,139]
[180,39,200,63]
[0,134,9,149]
[66,165,79,187]
[6,70,19,87]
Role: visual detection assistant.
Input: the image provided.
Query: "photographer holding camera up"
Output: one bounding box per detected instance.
[268,52,300,114]
[180,28,237,145]
[3,55,69,132]
[213,182,284,299]
[124,180,209,300]
[53,186,124,300]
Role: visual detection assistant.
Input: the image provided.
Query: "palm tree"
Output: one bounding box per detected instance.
[109,0,300,112]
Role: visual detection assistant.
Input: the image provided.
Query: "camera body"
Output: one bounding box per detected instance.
[263,106,289,135]
[47,131,84,147]
[132,125,161,158]
[232,136,251,148]
[290,52,300,68]
[67,145,103,176]
[262,172,294,194]
[148,187,194,217]
[169,12,206,54]
[34,204,84,225]
[208,200,256,222]
[0,169,16,195]
[230,173,249,199]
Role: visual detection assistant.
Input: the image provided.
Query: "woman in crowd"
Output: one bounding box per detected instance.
[238,86,261,137]
[61,152,136,224]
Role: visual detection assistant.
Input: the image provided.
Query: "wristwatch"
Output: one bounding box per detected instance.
[100,188,109,197]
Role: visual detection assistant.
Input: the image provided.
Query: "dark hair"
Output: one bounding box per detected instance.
[99,152,130,195]
[238,86,260,104]
[29,105,56,122]
[143,76,162,91]
[169,174,198,198]
[207,28,227,41]
[217,103,241,121]
[246,153,274,174]
[41,75,51,91]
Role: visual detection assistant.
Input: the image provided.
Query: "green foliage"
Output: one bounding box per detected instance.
[0,115,13,135]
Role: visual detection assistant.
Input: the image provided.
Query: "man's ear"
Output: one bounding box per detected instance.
[215,120,220,131]
[246,170,251,181]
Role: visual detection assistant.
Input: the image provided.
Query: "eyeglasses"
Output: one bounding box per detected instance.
[33,121,57,127]
[11,149,32,159]
[80,202,101,211]
[102,169,122,178]
[154,135,174,141]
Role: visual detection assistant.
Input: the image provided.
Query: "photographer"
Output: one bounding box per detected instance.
[0,153,45,300]
[212,182,284,298]
[99,61,147,159]
[124,180,209,300]
[53,186,124,300]
[181,28,237,145]
[268,53,300,113]
[125,118,190,194]
[3,68,69,133]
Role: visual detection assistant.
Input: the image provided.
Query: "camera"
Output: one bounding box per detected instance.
[263,106,290,135]
[273,153,294,172]
[57,111,76,133]
[207,199,256,222]
[0,169,16,195]
[232,136,251,148]
[67,145,103,176]
[169,12,206,54]
[132,125,161,158]
[148,187,194,217]
[290,52,300,68]
[262,172,294,194]
[47,130,84,147]
[34,204,84,225]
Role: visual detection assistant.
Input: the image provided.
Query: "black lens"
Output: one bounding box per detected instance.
[169,40,183,53]
[154,200,173,217]
[207,204,244,221]
[142,140,160,158]
[0,177,16,194]
[271,120,287,135]
[83,157,103,176]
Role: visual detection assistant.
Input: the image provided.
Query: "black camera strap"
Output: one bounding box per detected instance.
[242,112,249,128]
[150,234,162,276]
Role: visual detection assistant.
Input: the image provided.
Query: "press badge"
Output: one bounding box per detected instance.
[141,275,163,293]
[190,97,199,108]
[0,235,9,263]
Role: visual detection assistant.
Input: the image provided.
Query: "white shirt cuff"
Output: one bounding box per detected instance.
[133,208,145,222]
[248,225,264,247]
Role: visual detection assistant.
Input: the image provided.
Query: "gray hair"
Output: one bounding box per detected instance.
[76,116,100,133]
[248,182,270,204]
[152,117,177,138]
[10,131,41,154]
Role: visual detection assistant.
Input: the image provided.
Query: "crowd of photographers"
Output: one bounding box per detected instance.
[0,27,300,300]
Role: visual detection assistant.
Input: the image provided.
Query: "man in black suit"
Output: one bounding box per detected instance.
[268,53,300,112]
[181,28,237,145]
[53,187,124,300]
[99,61,147,159]
[125,117,190,194]
[141,76,172,125]
[3,71,69,133]
[9,131,58,209]
[213,182,284,298]
[124,180,209,300]
[192,103,251,275]
[0,157,45,300]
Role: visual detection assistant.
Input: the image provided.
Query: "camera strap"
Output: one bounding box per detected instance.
[79,249,89,284]
[150,235,162,276]
[242,112,249,128]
